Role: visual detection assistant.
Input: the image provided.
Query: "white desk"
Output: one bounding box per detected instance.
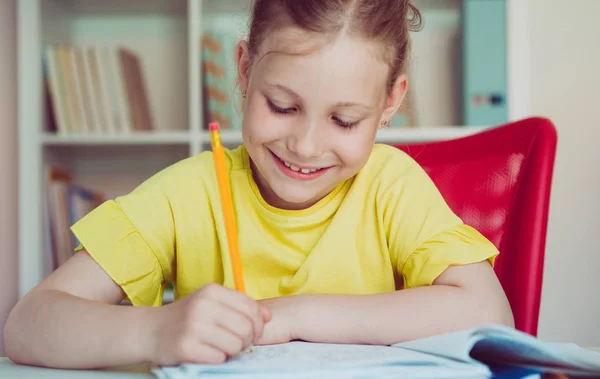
[0,357,154,378]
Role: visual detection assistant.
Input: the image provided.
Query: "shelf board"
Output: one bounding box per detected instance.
[217,130,245,145]
[41,131,195,146]
[40,127,491,147]
[414,0,461,11]
[207,126,491,145]
[55,0,187,15]
[203,0,252,14]
[375,126,490,143]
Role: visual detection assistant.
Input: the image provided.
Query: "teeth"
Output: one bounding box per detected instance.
[282,159,321,174]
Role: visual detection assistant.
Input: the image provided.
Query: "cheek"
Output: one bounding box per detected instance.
[337,133,376,170]
[242,97,288,142]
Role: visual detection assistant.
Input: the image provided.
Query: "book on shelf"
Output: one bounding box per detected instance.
[43,44,154,135]
[201,14,248,131]
[44,167,104,271]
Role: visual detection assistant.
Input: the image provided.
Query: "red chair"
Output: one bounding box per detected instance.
[392,117,558,336]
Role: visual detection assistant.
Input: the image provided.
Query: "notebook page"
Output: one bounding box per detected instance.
[470,331,600,374]
[153,341,490,379]
[155,367,490,379]
[396,324,600,375]
[393,327,481,364]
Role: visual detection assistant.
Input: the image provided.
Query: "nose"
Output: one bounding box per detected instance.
[286,119,323,159]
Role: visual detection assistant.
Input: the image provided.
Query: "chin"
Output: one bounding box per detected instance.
[260,175,333,209]
[270,185,325,209]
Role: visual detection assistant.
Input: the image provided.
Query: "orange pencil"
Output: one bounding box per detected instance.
[209,122,247,293]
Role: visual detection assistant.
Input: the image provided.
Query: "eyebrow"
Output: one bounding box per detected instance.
[265,83,374,111]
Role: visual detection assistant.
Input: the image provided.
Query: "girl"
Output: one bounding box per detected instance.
[4,0,514,370]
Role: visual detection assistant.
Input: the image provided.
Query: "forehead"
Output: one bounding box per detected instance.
[252,28,389,105]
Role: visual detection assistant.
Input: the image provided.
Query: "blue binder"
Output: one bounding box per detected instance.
[463,0,508,126]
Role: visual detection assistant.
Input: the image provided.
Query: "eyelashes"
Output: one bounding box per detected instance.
[266,97,295,115]
[265,97,360,130]
[332,116,359,129]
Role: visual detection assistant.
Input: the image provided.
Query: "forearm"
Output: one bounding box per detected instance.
[3,289,156,369]
[291,285,514,346]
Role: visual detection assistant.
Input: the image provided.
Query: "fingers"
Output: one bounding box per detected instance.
[201,325,246,358]
[203,284,265,343]
[215,305,255,349]
[160,284,269,367]
[260,305,272,322]
[182,343,227,365]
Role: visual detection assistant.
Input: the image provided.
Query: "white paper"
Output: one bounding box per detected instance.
[397,324,600,375]
[153,324,600,379]
[469,326,600,375]
[153,341,490,379]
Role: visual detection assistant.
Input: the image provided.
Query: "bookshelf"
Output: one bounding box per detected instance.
[41,130,196,145]
[17,0,530,299]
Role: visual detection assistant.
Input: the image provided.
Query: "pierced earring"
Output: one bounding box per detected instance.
[381,119,389,127]
[241,92,247,99]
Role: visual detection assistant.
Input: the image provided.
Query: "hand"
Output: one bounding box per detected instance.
[149,283,271,366]
[255,296,298,346]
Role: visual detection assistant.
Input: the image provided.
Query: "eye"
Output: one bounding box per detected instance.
[332,116,359,129]
[266,97,296,115]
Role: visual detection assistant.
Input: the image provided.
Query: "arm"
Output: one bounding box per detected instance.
[3,250,156,369]
[262,261,513,346]
[4,250,269,369]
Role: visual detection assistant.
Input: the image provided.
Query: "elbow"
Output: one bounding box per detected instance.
[499,304,515,329]
[487,305,515,329]
[474,294,515,329]
[3,294,38,366]
[451,282,515,330]
[3,305,24,364]
[490,290,515,329]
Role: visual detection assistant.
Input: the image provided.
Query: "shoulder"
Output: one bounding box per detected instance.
[357,143,431,191]
[365,143,414,168]
[134,145,247,192]
[358,144,453,221]
[166,144,246,176]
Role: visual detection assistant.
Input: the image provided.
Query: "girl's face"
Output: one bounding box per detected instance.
[237,29,406,210]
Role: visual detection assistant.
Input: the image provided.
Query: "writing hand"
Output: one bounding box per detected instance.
[149,283,270,365]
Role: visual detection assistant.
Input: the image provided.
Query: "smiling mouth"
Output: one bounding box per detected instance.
[269,150,331,179]
[281,159,324,174]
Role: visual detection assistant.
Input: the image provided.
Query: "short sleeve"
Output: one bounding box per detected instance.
[402,224,499,288]
[70,169,177,307]
[380,154,499,289]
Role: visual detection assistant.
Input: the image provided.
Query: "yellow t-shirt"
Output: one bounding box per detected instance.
[71,143,498,307]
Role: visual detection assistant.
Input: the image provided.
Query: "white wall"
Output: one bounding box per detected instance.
[530,0,600,346]
[0,0,18,356]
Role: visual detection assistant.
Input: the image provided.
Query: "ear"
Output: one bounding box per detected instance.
[379,74,408,128]
[236,40,251,95]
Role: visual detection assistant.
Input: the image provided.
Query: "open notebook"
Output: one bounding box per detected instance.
[153,324,600,379]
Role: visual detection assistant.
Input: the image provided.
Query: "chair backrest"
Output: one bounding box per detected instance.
[392,117,558,336]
